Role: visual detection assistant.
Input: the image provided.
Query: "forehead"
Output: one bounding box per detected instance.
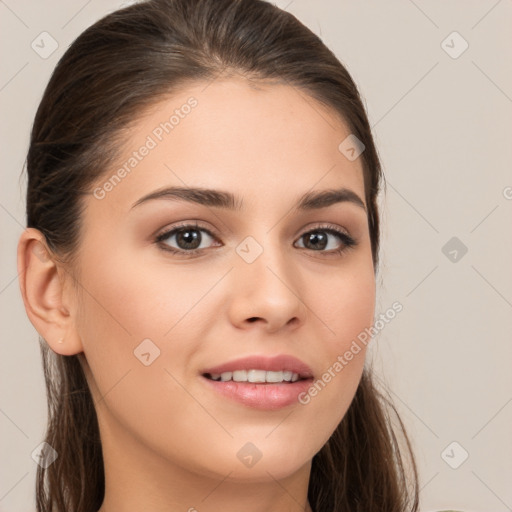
[90,77,366,214]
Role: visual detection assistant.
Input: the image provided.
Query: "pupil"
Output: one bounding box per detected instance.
[178,229,200,249]
[306,232,326,250]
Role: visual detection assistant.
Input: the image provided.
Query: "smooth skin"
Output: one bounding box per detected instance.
[18,76,376,512]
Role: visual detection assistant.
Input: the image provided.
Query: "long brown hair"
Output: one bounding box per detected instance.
[24,0,419,510]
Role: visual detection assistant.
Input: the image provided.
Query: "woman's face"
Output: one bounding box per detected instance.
[68,77,375,484]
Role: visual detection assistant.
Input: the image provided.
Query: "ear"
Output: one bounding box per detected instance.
[17,227,84,356]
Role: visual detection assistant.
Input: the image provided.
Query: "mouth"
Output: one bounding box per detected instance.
[199,354,314,409]
[200,372,314,410]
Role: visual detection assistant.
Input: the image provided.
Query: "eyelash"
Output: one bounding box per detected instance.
[154,221,357,258]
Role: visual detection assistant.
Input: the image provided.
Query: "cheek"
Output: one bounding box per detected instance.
[315,258,376,352]
[74,253,210,449]
[73,251,173,400]
[298,259,375,431]
[74,246,220,406]
[76,245,210,344]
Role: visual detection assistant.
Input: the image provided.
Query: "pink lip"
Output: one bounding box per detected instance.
[201,354,314,379]
[201,376,314,410]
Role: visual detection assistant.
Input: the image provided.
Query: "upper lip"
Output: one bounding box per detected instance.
[201,354,314,379]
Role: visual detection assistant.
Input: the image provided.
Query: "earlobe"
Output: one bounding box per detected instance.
[17,228,84,356]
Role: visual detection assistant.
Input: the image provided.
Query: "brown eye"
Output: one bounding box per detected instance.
[155,223,219,255]
[295,226,356,255]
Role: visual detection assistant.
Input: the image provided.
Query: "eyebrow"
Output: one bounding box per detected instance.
[130,186,366,212]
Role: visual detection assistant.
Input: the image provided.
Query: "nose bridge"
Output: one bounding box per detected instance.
[236,231,291,292]
[230,230,306,327]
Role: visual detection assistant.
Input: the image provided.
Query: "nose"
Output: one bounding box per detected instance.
[226,239,307,333]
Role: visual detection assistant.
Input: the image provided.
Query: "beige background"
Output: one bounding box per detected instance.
[1,1,511,511]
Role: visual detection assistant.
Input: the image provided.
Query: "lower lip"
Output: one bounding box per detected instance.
[200,375,313,410]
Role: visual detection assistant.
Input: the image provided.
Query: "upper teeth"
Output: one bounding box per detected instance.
[209,369,300,383]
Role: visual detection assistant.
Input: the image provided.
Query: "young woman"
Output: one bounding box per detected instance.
[17,0,419,510]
